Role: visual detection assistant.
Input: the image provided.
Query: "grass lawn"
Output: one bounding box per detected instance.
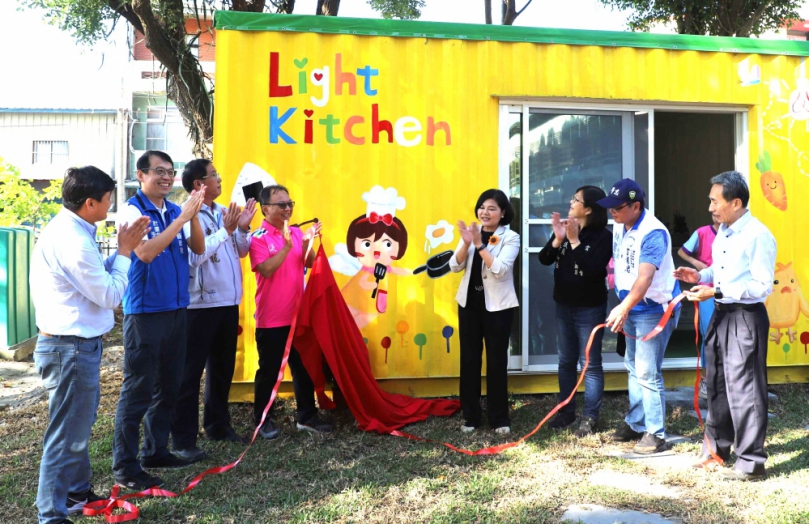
[2,332,809,523]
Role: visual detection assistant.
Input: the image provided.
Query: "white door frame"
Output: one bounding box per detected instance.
[499,100,749,374]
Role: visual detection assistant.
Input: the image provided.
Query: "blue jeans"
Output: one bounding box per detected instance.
[624,307,681,438]
[555,303,606,420]
[34,335,102,524]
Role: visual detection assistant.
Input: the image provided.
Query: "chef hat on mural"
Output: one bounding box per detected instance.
[362,185,406,218]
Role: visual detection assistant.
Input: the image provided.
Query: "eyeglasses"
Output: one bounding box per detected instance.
[200,172,221,181]
[570,196,583,204]
[263,201,295,210]
[144,167,176,177]
[609,203,630,213]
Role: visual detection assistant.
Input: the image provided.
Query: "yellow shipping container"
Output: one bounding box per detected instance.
[213,13,809,401]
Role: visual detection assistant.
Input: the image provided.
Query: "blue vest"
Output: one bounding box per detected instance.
[122,190,190,314]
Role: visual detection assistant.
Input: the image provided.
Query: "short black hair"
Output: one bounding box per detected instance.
[62,166,115,212]
[576,185,608,231]
[711,171,749,207]
[259,184,290,205]
[136,150,174,171]
[182,158,211,192]
[474,189,514,226]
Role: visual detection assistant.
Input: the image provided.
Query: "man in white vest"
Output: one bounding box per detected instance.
[598,179,681,454]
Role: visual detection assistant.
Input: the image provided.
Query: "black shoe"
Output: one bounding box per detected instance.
[633,432,668,454]
[114,471,164,491]
[609,423,644,442]
[719,467,765,481]
[141,453,195,469]
[574,416,597,438]
[208,426,250,444]
[66,487,105,514]
[171,447,208,462]
[297,415,333,433]
[259,419,280,440]
[548,412,576,430]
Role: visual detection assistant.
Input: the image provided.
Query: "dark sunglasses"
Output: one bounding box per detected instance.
[609,203,630,212]
[263,201,295,210]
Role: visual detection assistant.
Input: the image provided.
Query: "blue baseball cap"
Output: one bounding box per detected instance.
[596,179,645,209]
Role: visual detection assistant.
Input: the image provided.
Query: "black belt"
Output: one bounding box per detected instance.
[39,332,100,340]
[714,301,763,312]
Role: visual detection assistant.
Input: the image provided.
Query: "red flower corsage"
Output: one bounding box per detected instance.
[489,235,500,246]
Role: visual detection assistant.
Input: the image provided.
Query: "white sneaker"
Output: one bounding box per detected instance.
[494,426,511,435]
[460,424,476,433]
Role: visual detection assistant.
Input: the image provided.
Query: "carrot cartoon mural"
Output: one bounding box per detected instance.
[756,151,787,211]
[765,262,809,343]
[329,186,411,329]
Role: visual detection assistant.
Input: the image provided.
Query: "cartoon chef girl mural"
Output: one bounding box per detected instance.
[329,186,410,329]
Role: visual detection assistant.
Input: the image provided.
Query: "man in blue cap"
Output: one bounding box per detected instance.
[598,179,680,454]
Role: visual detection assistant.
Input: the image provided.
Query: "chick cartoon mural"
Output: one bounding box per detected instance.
[766,262,809,343]
[330,186,411,329]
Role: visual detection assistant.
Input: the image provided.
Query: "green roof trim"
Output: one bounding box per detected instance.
[214,11,809,57]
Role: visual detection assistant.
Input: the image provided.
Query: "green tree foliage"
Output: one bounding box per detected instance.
[0,158,62,231]
[599,0,801,37]
[22,0,425,157]
[367,0,425,19]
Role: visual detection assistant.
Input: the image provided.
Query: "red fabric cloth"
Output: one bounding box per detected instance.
[294,246,461,433]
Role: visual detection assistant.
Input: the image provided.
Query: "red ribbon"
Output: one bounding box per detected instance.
[85,296,304,522]
[369,212,393,225]
[392,292,716,458]
[84,289,717,520]
[357,212,401,229]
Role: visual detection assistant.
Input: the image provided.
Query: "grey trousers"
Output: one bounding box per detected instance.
[702,302,769,474]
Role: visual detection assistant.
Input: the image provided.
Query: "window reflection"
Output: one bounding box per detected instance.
[527,113,622,219]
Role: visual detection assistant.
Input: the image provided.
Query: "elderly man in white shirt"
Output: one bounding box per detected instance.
[674,171,776,482]
[29,166,148,524]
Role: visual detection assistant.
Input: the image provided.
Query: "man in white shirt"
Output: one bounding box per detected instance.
[30,166,149,524]
[674,171,776,481]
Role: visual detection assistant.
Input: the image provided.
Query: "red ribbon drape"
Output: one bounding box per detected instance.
[84,263,715,520]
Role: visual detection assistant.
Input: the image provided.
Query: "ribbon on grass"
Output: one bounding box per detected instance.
[392,292,716,458]
[84,235,321,522]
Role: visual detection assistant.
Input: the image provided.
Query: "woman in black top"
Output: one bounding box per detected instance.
[538,185,612,437]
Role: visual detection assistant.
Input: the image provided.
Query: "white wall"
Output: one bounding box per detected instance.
[0,111,117,180]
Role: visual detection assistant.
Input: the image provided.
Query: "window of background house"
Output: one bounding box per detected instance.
[32,140,69,165]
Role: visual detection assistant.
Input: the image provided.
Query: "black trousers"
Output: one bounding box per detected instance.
[702,303,769,474]
[113,309,186,478]
[254,326,317,425]
[458,304,514,429]
[171,306,239,449]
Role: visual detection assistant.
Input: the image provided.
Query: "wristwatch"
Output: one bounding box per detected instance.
[475,244,486,252]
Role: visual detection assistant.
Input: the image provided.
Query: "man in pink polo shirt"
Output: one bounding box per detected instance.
[249,184,332,439]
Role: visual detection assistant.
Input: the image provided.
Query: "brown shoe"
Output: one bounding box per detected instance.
[691,457,721,471]
[609,423,643,442]
[632,432,668,454]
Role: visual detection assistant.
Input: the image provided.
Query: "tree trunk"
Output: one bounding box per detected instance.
[484,0,492,24]
[501,0,533,26]
[127,0,214,157]
[316,0,340,16]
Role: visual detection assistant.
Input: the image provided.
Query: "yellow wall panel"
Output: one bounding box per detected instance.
[215,24,809,395]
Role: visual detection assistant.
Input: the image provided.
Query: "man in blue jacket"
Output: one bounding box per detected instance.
[112,151,206,491]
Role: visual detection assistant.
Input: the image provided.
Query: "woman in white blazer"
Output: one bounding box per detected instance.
[449,189,520,434]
